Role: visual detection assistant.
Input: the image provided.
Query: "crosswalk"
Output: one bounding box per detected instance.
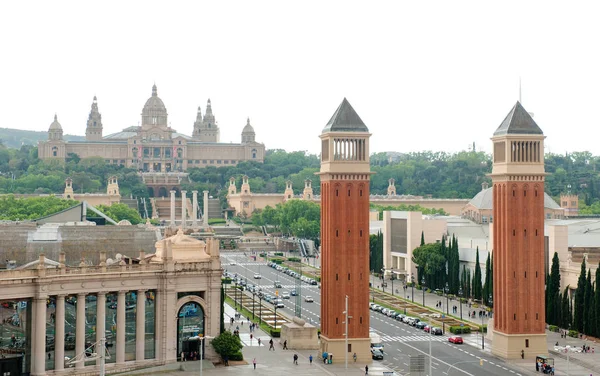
[381,335,447,343]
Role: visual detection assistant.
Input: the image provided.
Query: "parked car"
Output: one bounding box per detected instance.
[395,314,406,321]
[371,348,384,360]
[432,327,443,335]
[448,336,463,344]
[290,290,298,296]
[381,308,390,316]
[253,274,262,279]
[274,281,282,288]
[387,310,398,318]
[415,321,427,329]
[305,296,314,302]
[423,325,431,333]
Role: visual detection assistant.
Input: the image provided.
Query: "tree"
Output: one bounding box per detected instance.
[596,268,600,337]
[420,231,425,246]
[472,247,483,300]
[483,252,491,306]
[546,252,561,326]
[211,331,243,361]
[574,259,587,332]
[369,231,383,274]
[92,203,143,225]
[584,270,593,335]
[412,242,446,289]
[561,286,572,329]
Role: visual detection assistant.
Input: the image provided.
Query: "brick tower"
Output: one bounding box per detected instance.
[490,101,547,359]
[318,98,372,363]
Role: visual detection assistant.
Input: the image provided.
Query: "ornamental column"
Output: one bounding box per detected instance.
[203,190,209,227]
[170,190,176,227]
[136,290,146,361]
[181,190,187,229]
[192,191,198,227]
[32,296,47,375]
[96,292,106,367]
[75,293,86,370]
[55,294,66,371]
[116,291,126,364]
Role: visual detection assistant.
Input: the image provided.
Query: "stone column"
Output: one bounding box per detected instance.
[136,290,146,361]
[55,294,65,371]
[203,190,209,227]
[192,190,198,227]
[32,297,47,375]
[96,292,106,367]
[181,190,187,229]
[116,291,126,364]
[170,190,176,227]
[75,293,86,370]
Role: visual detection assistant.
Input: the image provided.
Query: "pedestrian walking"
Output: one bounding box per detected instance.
[309,354,313,364]
[353,352,357,362]
[293,354,298,365]
[181,351,185,361]
[258,338,262,346]
[283,340,288,350]
[365,364,369,375]
[253,358,257,369]
[269,339,275,351]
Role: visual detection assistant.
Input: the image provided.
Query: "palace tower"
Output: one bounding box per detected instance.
[491,101,547,358]
[319,98,372,362]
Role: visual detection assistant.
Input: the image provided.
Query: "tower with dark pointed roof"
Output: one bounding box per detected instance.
[490,101,547,359]
[318,98,372,363]
[85,96,103,141]
[192,106,203,139]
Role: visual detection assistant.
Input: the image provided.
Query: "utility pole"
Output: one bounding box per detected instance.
[343,295,352,369]
[100,337,105,376]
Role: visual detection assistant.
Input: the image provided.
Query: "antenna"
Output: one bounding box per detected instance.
[519,77,522,103]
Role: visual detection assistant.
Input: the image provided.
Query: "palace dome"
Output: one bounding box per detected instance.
[49,114,62,130]
[141,84,168,127]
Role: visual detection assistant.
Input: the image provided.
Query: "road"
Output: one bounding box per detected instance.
[222,251,527,376]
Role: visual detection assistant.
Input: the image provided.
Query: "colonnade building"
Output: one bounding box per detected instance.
[0,230,221,375]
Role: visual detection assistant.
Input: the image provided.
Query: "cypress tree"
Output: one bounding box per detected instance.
[490,254,493,307]
[466,268,472,298]
[473,247,482,300]
[452,236,460,295]
[561,286,571,329]
[574,259,587,332]
[595,268,600,337]
[546,252,561,326]
[584,270,593,335]
[483,253,491,305]
[421,231,425,246]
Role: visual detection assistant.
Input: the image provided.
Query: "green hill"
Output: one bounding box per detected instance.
[0,127,85,148]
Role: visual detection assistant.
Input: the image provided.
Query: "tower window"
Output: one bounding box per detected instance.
[524,229,527,237]
[525,313,528,320]
[336,230,339,237]
[513,190,515,196]
[536,271,538,278]
[360,190,363,196]
[513,229,516,236]
[526,339,529,348]
[360,230,363,237]
[524,191,527,197]
[348,230,350,236]
[336,274,338,281]
[360,317,363,324]
[336,318,339,324]
[536,313,539,320]
[514,314,516,320]
[348,190,351,196]
[525,271,527,278]
[536,229,538,236]
[336,189,339,197]
[348,273,350,280]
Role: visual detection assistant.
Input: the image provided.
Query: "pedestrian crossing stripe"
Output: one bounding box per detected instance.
[380,335,446,342]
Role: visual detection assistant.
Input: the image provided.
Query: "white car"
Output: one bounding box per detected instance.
[229,261,237,266]
[282,292,290,299]
[305,296,314,302]
[253,274,262,279]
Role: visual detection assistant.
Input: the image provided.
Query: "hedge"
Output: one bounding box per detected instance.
[548,325,560,333]
[288,257,301,262]
[270,329,281,337]
[208,218,227,225]
[449,326,472,334]
[229,351,244,361]
[274,252,284,256]
[568,330,578,338]
[259,253,267,257]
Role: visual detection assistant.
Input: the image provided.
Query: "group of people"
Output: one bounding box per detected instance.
[535,360,554,374]
[180,351,201,362]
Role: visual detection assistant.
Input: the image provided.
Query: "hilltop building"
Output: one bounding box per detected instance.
[38,85,265,172]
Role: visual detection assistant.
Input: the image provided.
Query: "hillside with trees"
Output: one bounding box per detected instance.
[0,128,84,149]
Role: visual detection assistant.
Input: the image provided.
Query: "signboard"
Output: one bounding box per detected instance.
[182,325,200,333]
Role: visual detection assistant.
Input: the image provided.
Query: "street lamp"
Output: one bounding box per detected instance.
[259,294,263,325]
[390,269,395,296]
[445,282,449,315]
[458,286,463,320]
[198,335,214,376]
[381,268,386,293]
[421,275,426,307]
[252,290,256,319]
[411,275,415,303]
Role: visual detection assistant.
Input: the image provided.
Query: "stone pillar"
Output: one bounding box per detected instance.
[136,290,146,361]
[96,292,106,367]
[192,190,198,227]
[55,294,65,371]
[203,190,209,227]
[170,190,176,227]
[116,291,126,364]
[32,297,47,375]
[181,190,187,229]
[75,293,86,370]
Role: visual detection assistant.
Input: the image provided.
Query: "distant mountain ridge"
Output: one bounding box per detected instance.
[0,128,85,148]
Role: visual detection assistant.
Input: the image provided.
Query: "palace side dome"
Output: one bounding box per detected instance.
[469,187,561,210]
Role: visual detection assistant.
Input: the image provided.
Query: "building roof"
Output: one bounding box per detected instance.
[494,101,543,136]
[322,98,368,133]
[468,187,561,210]
[242,118,255,134]
[143,84,167,113]
[49,114,62,130]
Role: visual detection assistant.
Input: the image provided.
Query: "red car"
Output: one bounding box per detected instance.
[448,336,463,344]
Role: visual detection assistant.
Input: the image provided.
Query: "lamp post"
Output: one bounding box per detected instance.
[445,282,449,315]
[259,295,263,325]
[252,290,256,319]
[458,286,463,320]
[411,275,415,303]
[391,269,395,296]
[234,281,238,309]
[199,335,214,376]
[381,268,386,293]
[421,275,426,307]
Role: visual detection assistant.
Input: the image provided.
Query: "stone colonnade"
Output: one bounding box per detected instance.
[169,190,202,227]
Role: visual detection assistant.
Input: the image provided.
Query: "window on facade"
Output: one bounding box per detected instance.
[177,148,183,158]
[252,149,257,159]
[572,201,577,206]
[165,149,171,158]
[210,160,214,164]
[203,160,207,164]
[224,160,229,164]
[217,160,222,164]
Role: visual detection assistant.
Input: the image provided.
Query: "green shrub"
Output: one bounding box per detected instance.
[222,277,233,285]
[274,252,284,256]
[270,329,281,337]
[259,252,267,257]
[548,325,559,333]
[208,218,226,225]
[288,257,301,262]
[211,331,243,360]
[228,351,244,361]
[568,330,579,338]
[449,326,472,334]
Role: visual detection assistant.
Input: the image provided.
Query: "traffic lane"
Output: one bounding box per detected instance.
[369,313,525,376]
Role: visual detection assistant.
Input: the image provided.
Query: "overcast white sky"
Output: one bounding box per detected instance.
[2,1,599,156]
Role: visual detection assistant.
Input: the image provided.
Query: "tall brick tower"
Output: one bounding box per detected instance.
[319,98,372,363]
[490,101,547,359]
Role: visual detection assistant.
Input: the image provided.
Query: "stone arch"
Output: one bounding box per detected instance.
[158,187,168,197]
[175,296,208,361]
[148,187,155,197]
